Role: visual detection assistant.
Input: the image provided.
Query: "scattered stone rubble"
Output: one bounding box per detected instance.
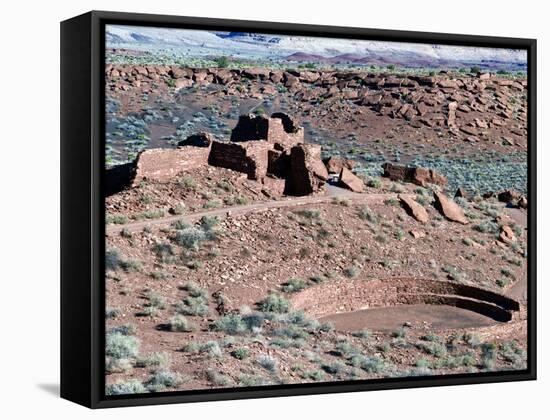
[106,64,528,147]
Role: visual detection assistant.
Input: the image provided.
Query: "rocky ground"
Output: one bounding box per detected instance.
[104,63,529,396]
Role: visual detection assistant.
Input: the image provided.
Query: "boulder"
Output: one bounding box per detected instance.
[174,78,193,90]
[399,195,429,223]
[339,167,364,193]
[499,225,516,244]
[518,196,528,209]
[323,156,356,174]
[382,163,447,187]
[178,132,212,148]
[433,192,469,224]
[498,189,522,204]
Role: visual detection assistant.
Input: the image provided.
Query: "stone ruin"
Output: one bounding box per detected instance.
[106,112,366,197]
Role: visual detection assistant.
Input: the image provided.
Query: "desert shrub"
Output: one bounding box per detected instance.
[105,379,146,395]
[147,292,166,309]
[296,209,321,219]
[421,333,441,342]
[501,268,515,278]
[418,341,447,357]
[257,355,278,373]
[105,308,121,319]
[136,306,159,317]
[260,294,290,313]
[343,265,360,278]
[321,361,344,375]
[462,237,473,246]
[231,348,250,360]
[395,229,406,241]
[303,370,325,381]
[172,219,191,230]
[183,281,208,298]
[203,199,221,209]
[120,258,142,273]
[442,265,466,281]
[334,340,360,358]
[384,198,400,206]
[175,227,206,251]
[105,332,140,359]
[200,215,219,231]
[282,278,307,293]
[392,327,408,339]
[496,277,510,288]
[105,357,133,374]
[275,324,309,340]
[149,270,169,280]
[177,295,208,316]
[242,312,265,331]
[332,197,351,206]
[105,249,121,271]
[179,341,201,353]
[135,208,165,220]
[106,214,128,225]
[212,314,247,335]
[351,355,386,373]
[108,324,136,336]
[358,206,378,223]
[481,343,497,370]
[352,329,370,339]
[374,233,388,244]
[185,259,203,270]
[367,177,382,188]
[238,375,270,387]
[178,175,197,189]
[473,221,499,234]
[168,315,195,332]
[201,341,223,358]
[310,274,327,284]
[463,333,482,347]
[206,369,231,386]
[120,228,133,239]
[152,242,175,262]
[135,352,170,369]
[500,340,527,368]
[146,370,185,392]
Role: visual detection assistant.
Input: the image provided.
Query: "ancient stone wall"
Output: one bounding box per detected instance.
[129,147,210,186]
[208,140,270,180]
[290,277,520,322]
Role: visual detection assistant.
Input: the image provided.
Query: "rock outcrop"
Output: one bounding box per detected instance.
[382,163,447,187]
[433,192,469,224]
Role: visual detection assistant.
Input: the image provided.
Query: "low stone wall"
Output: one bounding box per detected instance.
[131,147,210,185]
[290,277,520,323]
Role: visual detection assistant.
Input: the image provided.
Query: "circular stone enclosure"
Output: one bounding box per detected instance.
[290,277,520,328]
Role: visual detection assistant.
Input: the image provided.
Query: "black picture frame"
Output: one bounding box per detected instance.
[61,10,537,409]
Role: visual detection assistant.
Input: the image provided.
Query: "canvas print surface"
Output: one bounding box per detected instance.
[104,24,529,396]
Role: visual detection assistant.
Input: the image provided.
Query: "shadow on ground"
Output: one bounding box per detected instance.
[37,383,59,397]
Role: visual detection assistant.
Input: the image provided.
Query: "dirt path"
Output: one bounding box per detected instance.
[106,188,396,235]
